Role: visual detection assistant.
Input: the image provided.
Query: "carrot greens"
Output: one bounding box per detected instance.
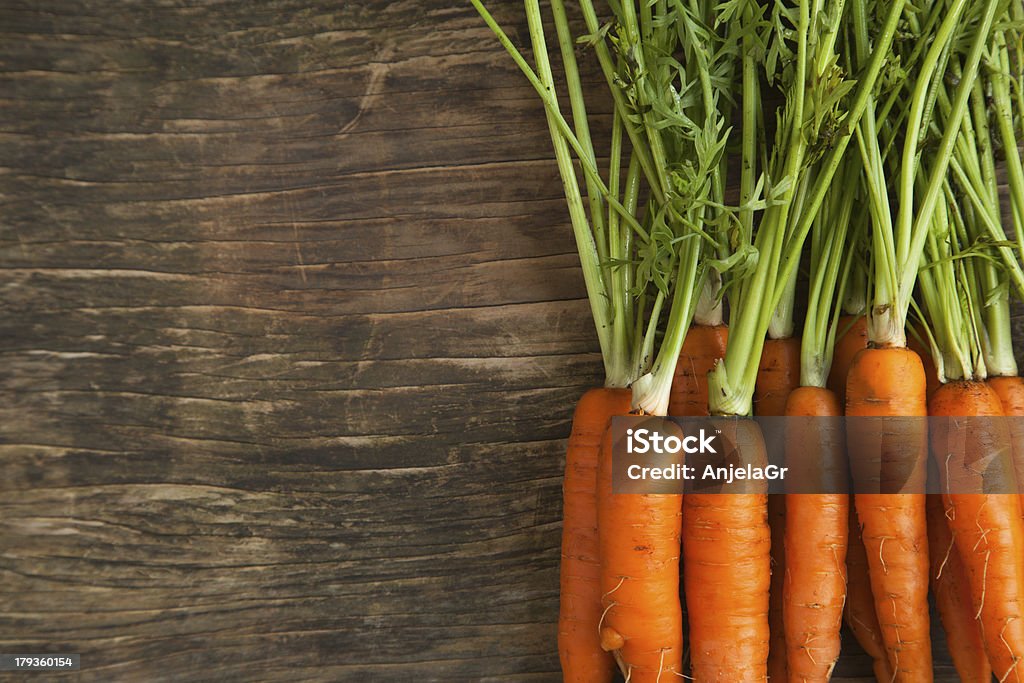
[708,0,906,416]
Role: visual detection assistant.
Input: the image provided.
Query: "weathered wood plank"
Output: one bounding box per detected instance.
[0,1,600,680]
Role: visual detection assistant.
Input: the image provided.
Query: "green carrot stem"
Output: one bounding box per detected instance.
[575,0,667,201]
[517,0,626,385]
[550,0,607,268]
[471,0,651,244]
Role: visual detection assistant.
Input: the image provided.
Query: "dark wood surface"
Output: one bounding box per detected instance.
[0,1,1011,681]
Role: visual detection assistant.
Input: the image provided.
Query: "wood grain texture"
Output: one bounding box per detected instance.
[0,1,1012,681]
[0,2,597,681]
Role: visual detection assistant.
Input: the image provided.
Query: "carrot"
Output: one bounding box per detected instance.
[845,346,932,681]
[988,375,1024,502]
[684,418,771,681]
[558,387,632,681]
[989,374,1024,416]
[766,496,787,683]
[754,335,800,682]
[668,323,728,652]
[827,315,868,401]
[929,380,1024,683]
[835,326,891,683]
[906,326,941,401]
[925,493,991,683]
[782,386,848,682]
[845,503,895,683]
[597,418,683,681]
[755,337,802,417]
[669,324,728,417]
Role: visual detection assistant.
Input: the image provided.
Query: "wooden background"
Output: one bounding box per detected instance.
[0,1,1003,680]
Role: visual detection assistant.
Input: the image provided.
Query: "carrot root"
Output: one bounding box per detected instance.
[926,494,992,683]
[755,336,801,682]
[845,502,895,683]
[558,387,631,683]
[930,381,1024,683]
[783,386,848,682]
[684,419,771,681]
[597,418,683,682]
[846,347,932,682]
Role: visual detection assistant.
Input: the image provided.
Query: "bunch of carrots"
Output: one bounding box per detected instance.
[474,0,1024,680]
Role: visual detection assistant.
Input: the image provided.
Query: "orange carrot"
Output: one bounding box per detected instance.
[668,323,728,653]
[906,326,941,401]
[684,419,771,681]
[845,346,932,681]
[755,336,800,682]
[597,418,683,681]
[783,386,848,682]
[669,324,728,417]
[929,380,1024,683]
[988,375,1024,508]
[925,494,991,683]
[845,503,895,683]
[836,336,893,682]
[828,315,868,401]
[766,497,788,683]
[755,337,802,417]
[990,375,1024,417]
[559,388,632,682]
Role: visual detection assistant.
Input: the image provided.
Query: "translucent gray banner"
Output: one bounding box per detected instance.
[609,416,1024,494]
